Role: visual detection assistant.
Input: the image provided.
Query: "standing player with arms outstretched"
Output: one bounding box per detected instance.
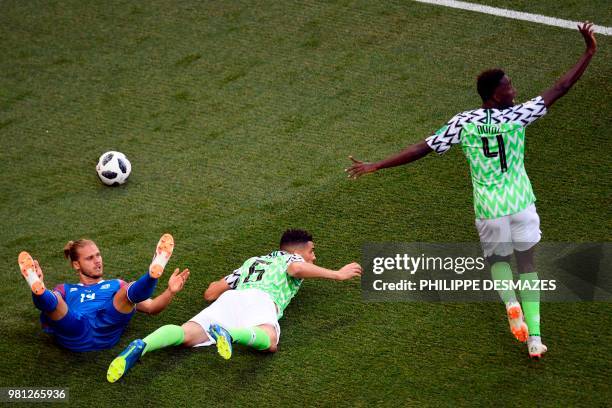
[346,23,597,359]
[17,234,189,352]
[107,229,362,382]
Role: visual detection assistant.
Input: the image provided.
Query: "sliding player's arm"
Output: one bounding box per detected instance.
[541,22,596,108]
[346,140,432,179]
[137,268,190,315]
[287,261,362,281]
[203,269,241,302]
[203,279,231,302]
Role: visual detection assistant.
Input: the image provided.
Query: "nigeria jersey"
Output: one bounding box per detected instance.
[426,96,547,219]
[224,251,304,318]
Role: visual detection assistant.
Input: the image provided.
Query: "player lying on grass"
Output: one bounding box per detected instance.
[107,229,362,383]
[17,234,189,352]
[346,23,597,359]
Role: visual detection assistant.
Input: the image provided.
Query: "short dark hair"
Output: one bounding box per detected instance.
[280,229,313,249]
[477,69,505,102]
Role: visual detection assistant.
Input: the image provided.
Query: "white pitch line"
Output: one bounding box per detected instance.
[414,0,612,36]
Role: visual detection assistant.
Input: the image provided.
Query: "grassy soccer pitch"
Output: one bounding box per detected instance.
[0,1,610,406]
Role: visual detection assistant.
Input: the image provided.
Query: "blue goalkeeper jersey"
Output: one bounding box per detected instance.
[56,280,124,313]
[41,279,135,351]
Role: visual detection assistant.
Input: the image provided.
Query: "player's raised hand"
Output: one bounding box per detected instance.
[345,156,378,179]
[335,262,362,280]
[168,268,190,294]
[578,22,596,54]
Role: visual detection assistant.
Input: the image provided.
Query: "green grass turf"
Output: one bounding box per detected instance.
[1,1,611,406]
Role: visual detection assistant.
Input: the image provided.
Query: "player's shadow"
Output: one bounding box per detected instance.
[134,342,277,386]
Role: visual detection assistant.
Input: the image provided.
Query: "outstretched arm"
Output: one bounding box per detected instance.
[541,22,596,108]
[287,261,362,280]
[203,278,232,302]
[136,268,190,315]
[346,140,432,179]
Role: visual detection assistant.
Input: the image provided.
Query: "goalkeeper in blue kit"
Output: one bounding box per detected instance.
[17,234,189,351]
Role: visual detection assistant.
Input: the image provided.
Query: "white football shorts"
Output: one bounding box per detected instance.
[475,203,541,258]
[189,288,280,347]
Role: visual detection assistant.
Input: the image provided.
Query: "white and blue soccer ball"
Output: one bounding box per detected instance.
[96,151,131,186]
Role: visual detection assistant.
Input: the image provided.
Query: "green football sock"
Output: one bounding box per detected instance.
[491,262,517,304]
[142,324,185,355]
[519,272,541,337]
[228,327,271,351]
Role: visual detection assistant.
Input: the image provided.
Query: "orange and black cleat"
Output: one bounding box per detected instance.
[506,301,529,343]
[149,234,174,278]
[18,251,45,295]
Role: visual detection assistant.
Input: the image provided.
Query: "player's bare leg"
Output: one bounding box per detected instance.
[181,321,211,346]
[44,295,69,321]
[515,247,535,274]
[112,286,133,314]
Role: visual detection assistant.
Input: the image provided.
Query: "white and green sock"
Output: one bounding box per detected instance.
[142,324,185,355]
[519,272,541,337]
[228,327,271,351]
[491,262,517,304]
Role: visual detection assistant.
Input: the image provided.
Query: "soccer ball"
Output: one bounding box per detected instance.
[96,151,131,186]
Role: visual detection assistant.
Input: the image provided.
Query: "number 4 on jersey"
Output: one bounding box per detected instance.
[481,135,507,173]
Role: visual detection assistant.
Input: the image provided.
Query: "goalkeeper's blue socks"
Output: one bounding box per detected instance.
[32,290,58,313]
[127,272,158,303]
[127,233,175,303]
[18,251,58,313]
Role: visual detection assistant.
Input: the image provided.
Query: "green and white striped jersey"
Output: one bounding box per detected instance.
[426,96,547,219]
[224,251,304,318]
